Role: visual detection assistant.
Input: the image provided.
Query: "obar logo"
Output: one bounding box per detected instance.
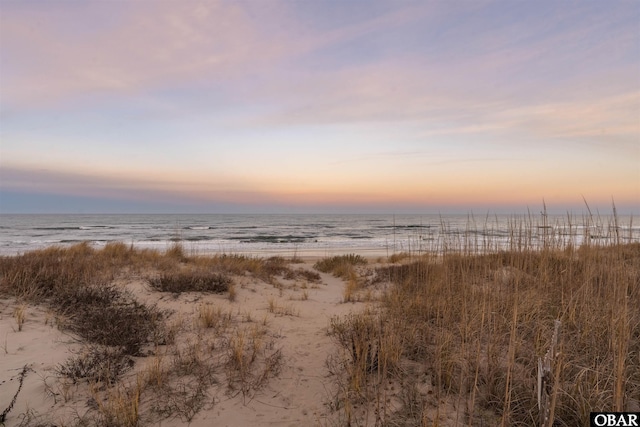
[591,413,640,427]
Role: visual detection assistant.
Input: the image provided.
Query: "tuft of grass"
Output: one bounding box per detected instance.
[197,303,232,331]
[91,380,141,427]
[262,256,290,277]
[314,254,367,279]
[267,297,299,316]
[228,283,237,302]
[388,252,411,263]
[225,325,283,398]
[191,253,296,285]
[13,304,26,331]
[165,242,188,262]
[342,270,361,303]
[143,353,169,391]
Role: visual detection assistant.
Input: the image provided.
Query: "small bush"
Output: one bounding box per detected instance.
[262,256,289,277]
[57,284,165,355]
[149,271,233,294]
[284,268,322,283]
[329,312,381,375]
[388,252,411,263]
[314,254,367,279]
[57,346,134,384]
[164,242,187,260]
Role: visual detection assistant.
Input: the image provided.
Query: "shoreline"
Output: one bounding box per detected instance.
[0,240,410,260]
[3,212,638,259]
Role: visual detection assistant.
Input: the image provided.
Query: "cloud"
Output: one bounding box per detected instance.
[1,1,273,108]
[3,0,637,147]
[0,1,435,111]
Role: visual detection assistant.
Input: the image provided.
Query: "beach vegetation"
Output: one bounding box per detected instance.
[314,254,368,279]
[387,251,411,263]
[326,234,640,426]
[13,304,26,332]
[149,270,233,294]
[0,243,296,425]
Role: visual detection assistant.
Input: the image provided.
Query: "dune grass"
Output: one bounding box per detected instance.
[326,231,640,426]
[0,243,296,426]
[314,254,368,279]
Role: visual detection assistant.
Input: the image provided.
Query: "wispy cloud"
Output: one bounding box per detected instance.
[0,1,435,110]
[2,1,272,108]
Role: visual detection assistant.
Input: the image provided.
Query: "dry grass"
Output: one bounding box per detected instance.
[314,254,368,280]
[13,304,26,331]
[226,325,283,399]
[326,221,640,426]
[267,296,300,316]
[314,254,370,303]
[149,270,233,294]
[388,252,412,263]
[197,303,232,331]
[91,379,142,427]
[0,243,294,426]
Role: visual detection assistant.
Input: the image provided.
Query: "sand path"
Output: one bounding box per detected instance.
[189,264,366,427]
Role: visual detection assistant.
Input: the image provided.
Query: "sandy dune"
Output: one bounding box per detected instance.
[1,260,374,426]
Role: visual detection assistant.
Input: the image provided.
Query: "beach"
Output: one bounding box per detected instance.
[0,246,387,426]
[1,235,639,426]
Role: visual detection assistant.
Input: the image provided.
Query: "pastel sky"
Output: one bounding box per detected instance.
[1,0,638,214]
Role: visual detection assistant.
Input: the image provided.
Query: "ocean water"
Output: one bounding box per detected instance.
[0,213,638,257]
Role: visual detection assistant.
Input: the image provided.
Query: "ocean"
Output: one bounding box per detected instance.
[0,213,638,257]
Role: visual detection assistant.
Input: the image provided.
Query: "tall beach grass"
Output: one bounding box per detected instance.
[327,211,639,426]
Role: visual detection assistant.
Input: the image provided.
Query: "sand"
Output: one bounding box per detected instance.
[0,259,378,426]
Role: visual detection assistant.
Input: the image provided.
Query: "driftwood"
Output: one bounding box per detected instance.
[538,320,561,427]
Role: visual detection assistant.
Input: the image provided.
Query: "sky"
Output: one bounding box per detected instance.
[1,0,639,214]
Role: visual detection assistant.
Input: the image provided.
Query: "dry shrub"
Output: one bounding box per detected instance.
[149,270,232,294]
[189,253,299,285]
[388,252,411,263]
[262,256,290,277]
[57,345,134,384]
[314,254,367,279]
[144,338,218,423]
[296,268,322,282]
[56,284,165,355]
[0,244,166,359]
